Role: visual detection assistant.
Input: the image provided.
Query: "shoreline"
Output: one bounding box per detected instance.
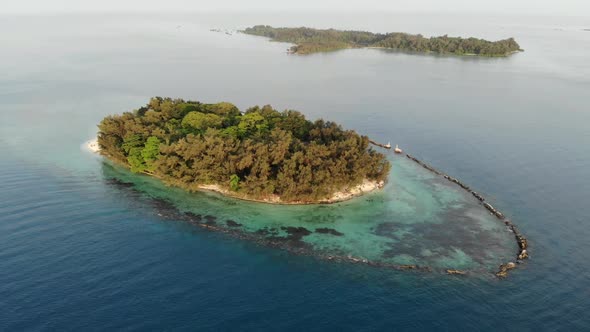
[365,46,522,57]
[195,180,385,205]
[85,138,385,205]
[283,44,521,58]
[280,41,522,58]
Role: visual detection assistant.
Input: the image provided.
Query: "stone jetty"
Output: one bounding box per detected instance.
[405,153,529,279]
[369,140,391,149]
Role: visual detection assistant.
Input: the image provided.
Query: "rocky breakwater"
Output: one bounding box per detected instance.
[405,154,529,279]
[369,140,392,149]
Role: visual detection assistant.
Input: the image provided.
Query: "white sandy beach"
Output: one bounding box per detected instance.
[198,180,384,205]
[85,138,100,153]
[323,179,385,203]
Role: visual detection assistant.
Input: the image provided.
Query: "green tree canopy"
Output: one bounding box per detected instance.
[242,25,523,57]
[141,136,161,172]
[97,98,390,202]
[182,112,223,133]
[237,112,269,138]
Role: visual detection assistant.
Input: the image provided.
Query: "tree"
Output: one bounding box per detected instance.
[127,147,146,173]
[208,102,240,117]
[141,136,160,172]
[182,112,223,133]
[229,174,240,191]
[237,112,268,138]
[278,110,312,140]
[122,133,143,154]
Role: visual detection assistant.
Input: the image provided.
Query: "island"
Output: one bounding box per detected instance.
[242,25,523,57]
[95,98,529,277]
[97,98,390,204]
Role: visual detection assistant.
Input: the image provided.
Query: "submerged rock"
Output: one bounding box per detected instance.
[374,222,398,237]
[315,227,344,236]
[226,219,242,227]
[281,226,312,237]
[496,262,517,278]
[255,228,269,235]
[399,264,418,270]
[184,212,202,223]
[264,226,312,244]
[105,178,134,188]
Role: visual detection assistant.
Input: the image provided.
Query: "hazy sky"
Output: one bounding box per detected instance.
[5,0,590,16]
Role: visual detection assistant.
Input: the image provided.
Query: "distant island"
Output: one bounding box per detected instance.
[96,98,390,204]
[242,25,523,57]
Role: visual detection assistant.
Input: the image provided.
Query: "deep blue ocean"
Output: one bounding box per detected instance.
[1,12,589,331]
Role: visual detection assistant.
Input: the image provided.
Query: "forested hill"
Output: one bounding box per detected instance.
[98,98,390,203]
[242,25,523,57]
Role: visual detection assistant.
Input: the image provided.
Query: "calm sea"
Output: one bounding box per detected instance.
[1,12,589,331]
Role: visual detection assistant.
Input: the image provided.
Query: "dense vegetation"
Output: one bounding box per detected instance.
[98,98,390,202]
[243,25,523,57]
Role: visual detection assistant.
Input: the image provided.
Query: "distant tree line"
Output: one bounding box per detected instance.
[98,98,390,202]
[242,25,522,56]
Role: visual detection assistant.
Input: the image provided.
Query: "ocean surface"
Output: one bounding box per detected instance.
[1,12,589,330]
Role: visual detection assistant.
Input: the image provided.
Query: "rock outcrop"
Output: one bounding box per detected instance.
[496,262,517,278]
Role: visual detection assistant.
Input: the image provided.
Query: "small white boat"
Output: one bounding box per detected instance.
[394,144,403,154]
[384,142,391,149]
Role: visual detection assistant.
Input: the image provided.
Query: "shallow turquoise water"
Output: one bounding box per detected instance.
[99,153,516,272]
